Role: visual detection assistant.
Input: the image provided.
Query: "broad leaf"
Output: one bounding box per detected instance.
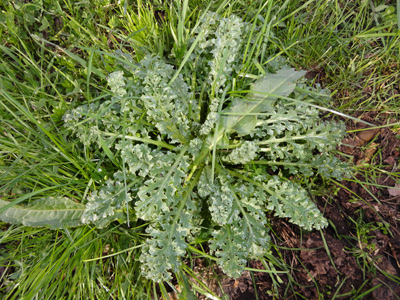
[220,68,306,136]
[0,197,85,229]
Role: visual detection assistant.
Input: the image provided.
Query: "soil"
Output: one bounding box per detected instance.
[186,113,400,300]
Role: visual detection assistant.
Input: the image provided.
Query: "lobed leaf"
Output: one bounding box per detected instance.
[264,177,328,230]
[202,169,270,278]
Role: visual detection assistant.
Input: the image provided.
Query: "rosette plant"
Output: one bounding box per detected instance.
[0,9,350,282]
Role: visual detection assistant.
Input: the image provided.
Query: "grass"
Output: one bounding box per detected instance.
[1,0,400,299]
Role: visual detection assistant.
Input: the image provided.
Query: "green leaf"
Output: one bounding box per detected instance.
[190,68,308,178]
[139,181,200,282]
[202,169,270,278]
[134,145,189,221]
[264,177,328,230]
[0,197,85,229]
[81,172,136,226]
[220,68,306,135]
[210,224,248,278]
[98,134,115,163]
[38,16,49,31]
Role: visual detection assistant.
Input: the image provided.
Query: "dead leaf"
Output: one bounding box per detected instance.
[356,142,379,165]
[364,142,378,161]
[384,156,396,165]
[342,136,363,154]
[341,129,380,155]
[388,183,400,197]
[168,292,178,300]
[159,292,178,300]
[357,129,379,143]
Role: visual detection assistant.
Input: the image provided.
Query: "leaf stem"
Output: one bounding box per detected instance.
[255,133,323,145]
[230,89,375,127]
[248,160,312,167]
[96,131,176,150]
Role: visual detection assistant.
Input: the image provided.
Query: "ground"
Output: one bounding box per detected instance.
[1,1,400,299]
[175,114,400,300]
